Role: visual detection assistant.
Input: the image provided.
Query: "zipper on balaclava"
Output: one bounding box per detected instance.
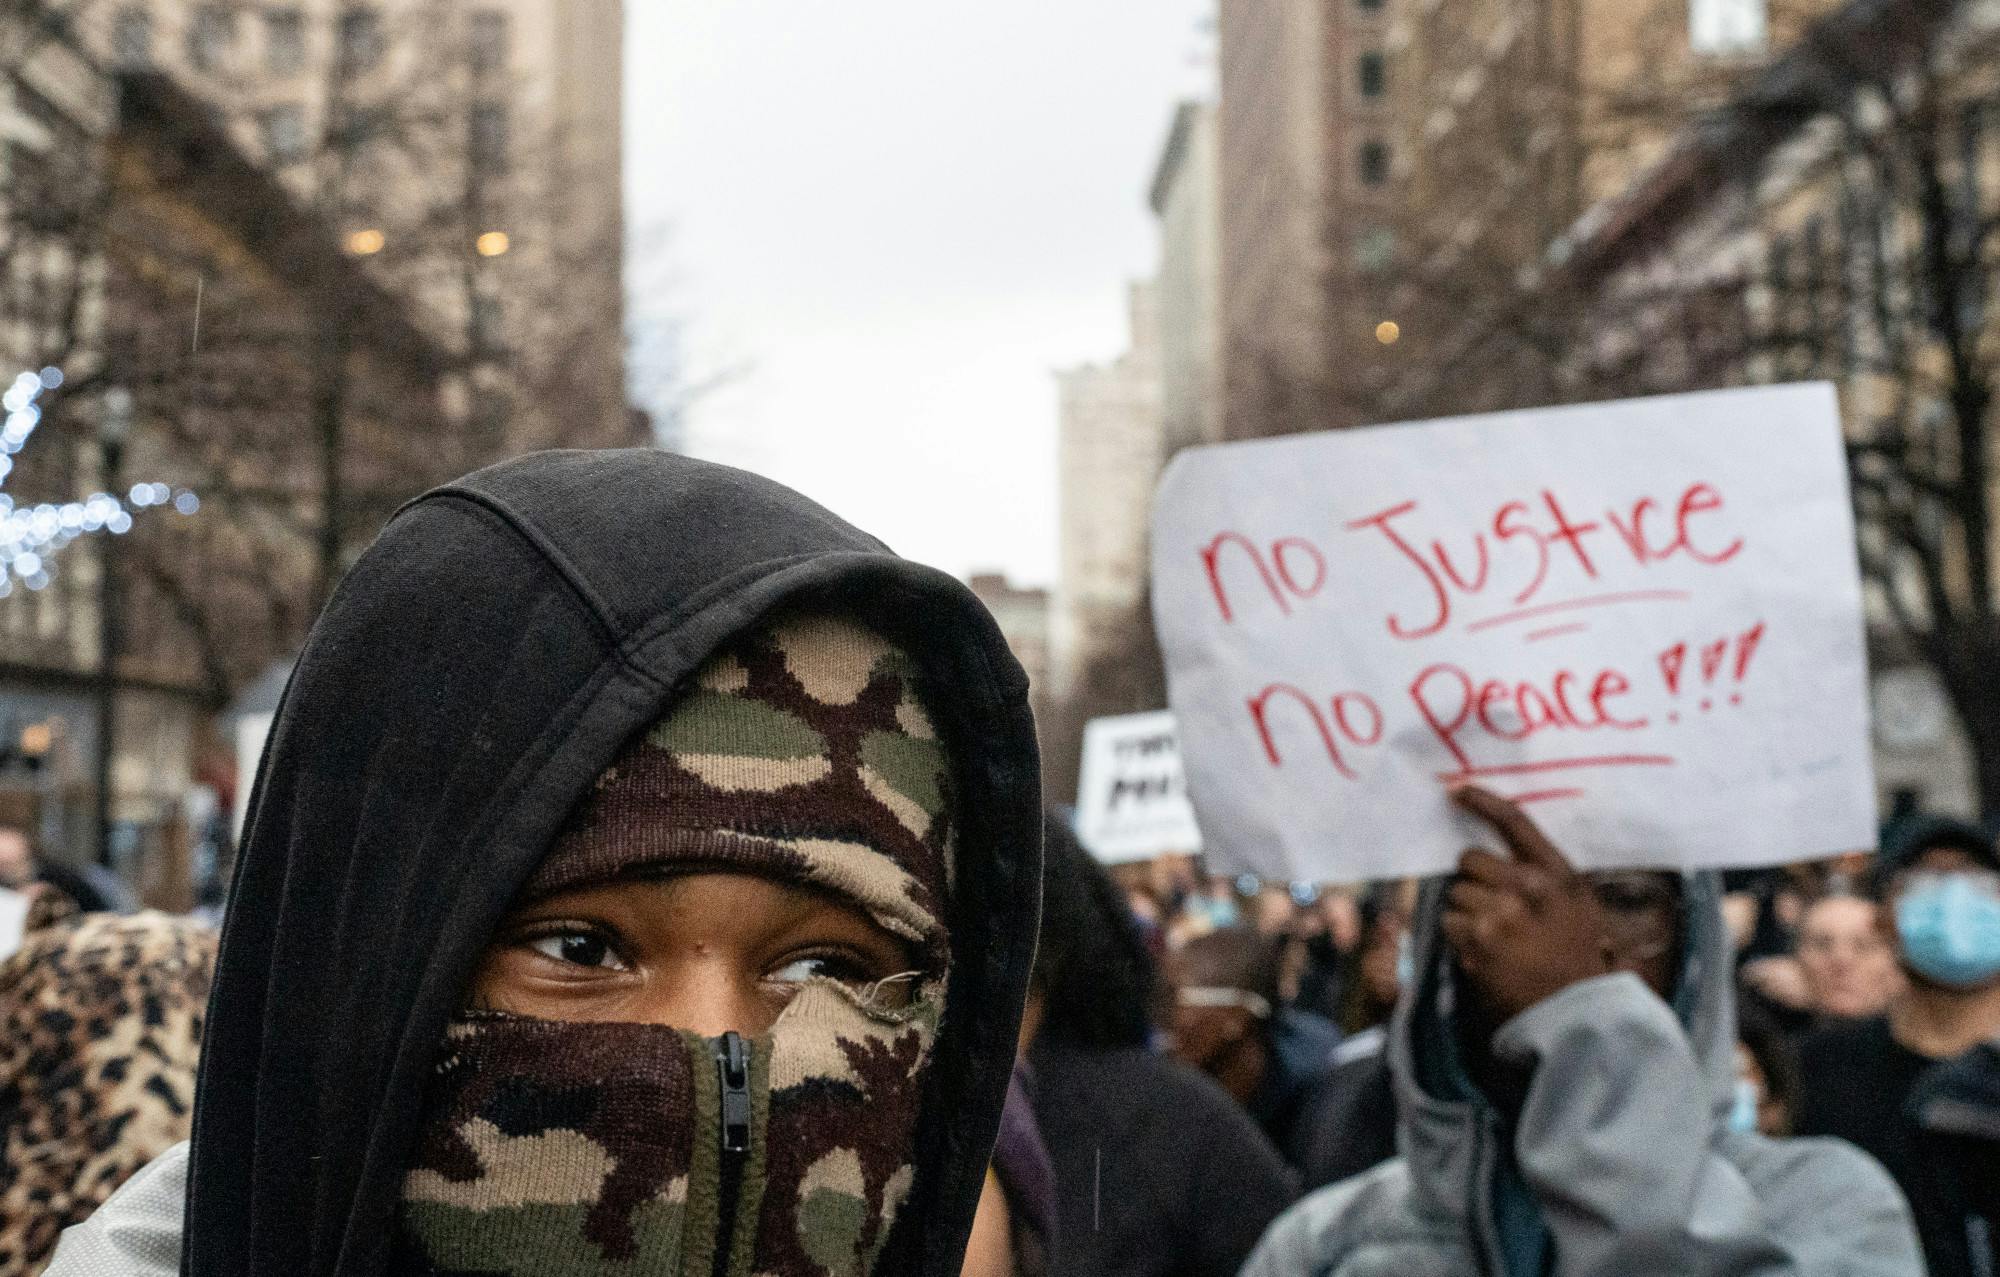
[713,1030,752,1277]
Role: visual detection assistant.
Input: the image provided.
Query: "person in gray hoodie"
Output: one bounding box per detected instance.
[1242,786,1922,1277]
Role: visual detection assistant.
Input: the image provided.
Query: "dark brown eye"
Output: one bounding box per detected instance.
[526,931,627,971]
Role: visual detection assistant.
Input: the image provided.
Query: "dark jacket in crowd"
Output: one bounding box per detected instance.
[1027,1042,1297,1277]
[991,1063,1059,1277]
[1028,817,1295,1277]
[1251,1005,1345,1167]
[47,450,1045,1277]
[1795,1018,1934,1214]
[1906,1043,2000,1277]
[1243,872,1923,1277]
[1289,1028,1400,1191]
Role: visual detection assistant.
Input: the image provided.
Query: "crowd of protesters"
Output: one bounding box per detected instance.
[0,451,1992,1276]
[992,808,1992,1277]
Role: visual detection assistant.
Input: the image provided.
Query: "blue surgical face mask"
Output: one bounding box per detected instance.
[1395,930,1415,990]
[1727,1078,1761,1134]
[1896,872,2000,989]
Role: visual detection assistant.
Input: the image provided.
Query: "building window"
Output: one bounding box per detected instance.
[471,294,506,354]
[469,10,508,74]
[112,7,151,67]
[1358,140,1391,187]
[1690,0,1766,55]
[470,101,508,172]
[333,103,386,150]
[338,7,383,71]
[1358,51,1386,98]
[261,104,307,165]
[1355,226,1396,272]
[265,8,305,75]
[187,6,236,72]
[472,385,512,435]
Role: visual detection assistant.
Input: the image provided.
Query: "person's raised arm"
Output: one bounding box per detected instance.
[1449,787,1918,1277]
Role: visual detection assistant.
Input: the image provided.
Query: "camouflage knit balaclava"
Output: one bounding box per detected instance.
[392,613,955,1277]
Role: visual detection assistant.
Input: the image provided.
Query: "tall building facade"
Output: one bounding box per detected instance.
[1054,281,1164,697]
[0,0,628,886]
[1152,99,1224,455]
[69,0,630,452]
[1542,0,1990,815]
[1215,0,1840,438]
[0,8,463,871]
[1216,0,1400,440]
[1049,282,1170,798]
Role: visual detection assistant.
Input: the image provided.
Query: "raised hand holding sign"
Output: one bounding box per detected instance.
[1150,384,1874,884]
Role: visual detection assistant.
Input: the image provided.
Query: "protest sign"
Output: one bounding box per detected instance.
[1075,710,1204,863]
[1150,384,1874,884]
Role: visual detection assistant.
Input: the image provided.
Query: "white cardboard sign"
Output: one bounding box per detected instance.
[1075,710,1205,863]
[1150,384,1875,884]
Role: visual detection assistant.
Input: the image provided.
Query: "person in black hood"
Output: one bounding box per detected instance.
[46,449,1043,1277]
[1024,815,1295,1277]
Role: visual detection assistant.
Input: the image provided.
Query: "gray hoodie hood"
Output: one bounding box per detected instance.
[1387,871,1734,1263]
[1240,866,1921,1277]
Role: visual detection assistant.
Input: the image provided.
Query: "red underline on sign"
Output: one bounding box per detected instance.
[1524,622,1590,642]
[1437,754,1677,784]
[1466,590,1693,634]
[1510,788,1587,805]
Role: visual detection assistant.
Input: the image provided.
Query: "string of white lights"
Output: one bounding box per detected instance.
[0,368,199,598]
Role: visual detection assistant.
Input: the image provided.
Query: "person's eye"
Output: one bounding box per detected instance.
[767,952,916,1009]
[524,929,629,972]
[768,953,868,986]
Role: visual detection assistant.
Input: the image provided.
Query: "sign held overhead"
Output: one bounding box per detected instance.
[1075,710,1204,864]
[1150,384,1874,884]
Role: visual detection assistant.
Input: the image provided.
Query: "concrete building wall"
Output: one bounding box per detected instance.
[62,0,629,451]
[1152,99,1223,455]
[1217,0,1332,440]
[1552,0,2000,816]
[1054,282,1164,696]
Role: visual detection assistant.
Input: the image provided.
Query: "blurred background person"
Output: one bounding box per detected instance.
[1734,1000,1802,1137]
[1906,1041,2000,1277]
[1797,819,2000,1277]
[1333,883,1412,1038]
[1284,882,1414,1191]
[1025,817,1294,1277]
[0,912,214,1276]
[1740,889,1904,1033]
[0,826,133,920]
[1244,789,1920,1277]
[1168,927,1341,1171]
[1276,885,1367,1026]
[1796,892,1904,1019]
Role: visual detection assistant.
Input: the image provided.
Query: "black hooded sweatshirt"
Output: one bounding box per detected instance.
[184,450,1044,1277]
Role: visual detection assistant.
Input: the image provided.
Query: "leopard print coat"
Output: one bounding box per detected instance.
[0,912,216,1276]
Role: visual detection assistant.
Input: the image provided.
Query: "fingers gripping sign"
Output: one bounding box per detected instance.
[1443,785,1616,1021]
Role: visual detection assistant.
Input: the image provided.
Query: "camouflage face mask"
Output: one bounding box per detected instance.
[392,614,955,1277]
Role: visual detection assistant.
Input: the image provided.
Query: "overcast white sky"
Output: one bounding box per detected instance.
[624,2,1214,588]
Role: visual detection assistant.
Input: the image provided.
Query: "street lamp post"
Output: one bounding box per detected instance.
[94,387,131,868]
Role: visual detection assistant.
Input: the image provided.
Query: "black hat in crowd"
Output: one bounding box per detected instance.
[1871,816,2000,898]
